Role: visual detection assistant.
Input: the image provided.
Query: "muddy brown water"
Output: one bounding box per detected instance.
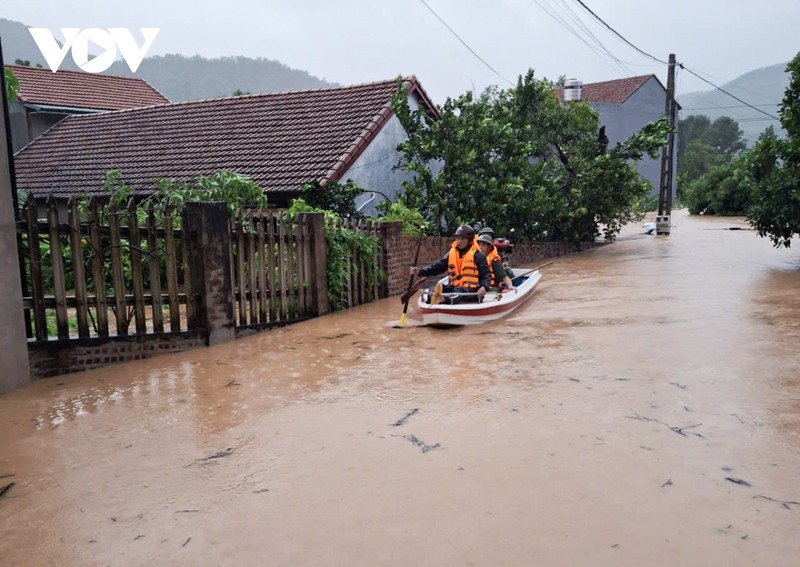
[1,211,799,566]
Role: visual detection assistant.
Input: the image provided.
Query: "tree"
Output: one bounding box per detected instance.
[3,68,19,103]
[677,114,711,159]
[677,115,747,195]
[747,54,800,247]
[392,71,669,245]
[703,116,747,154]
[683,151,755,215]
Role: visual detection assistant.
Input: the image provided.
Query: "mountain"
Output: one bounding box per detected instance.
[677,62,789,145]
[103,55,336,101]
[0,17,335,101]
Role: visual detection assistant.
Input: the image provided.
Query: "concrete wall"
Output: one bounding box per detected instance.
[7,101,69,153]
[8,100,27,152]
[346,93,426,216]
[0,94,31,393]
[591,77,676,198]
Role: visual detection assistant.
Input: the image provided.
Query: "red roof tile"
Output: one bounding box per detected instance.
[6,64,169,110]
[13,76,437,199]
[554,75,656,104]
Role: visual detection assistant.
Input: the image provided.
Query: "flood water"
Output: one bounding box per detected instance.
[1,210,799,566]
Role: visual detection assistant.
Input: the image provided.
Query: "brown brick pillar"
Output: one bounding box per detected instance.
[182,202,235,346]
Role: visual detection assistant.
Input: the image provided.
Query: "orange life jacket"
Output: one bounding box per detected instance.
[483,246,502,287]
[447,240,480,289]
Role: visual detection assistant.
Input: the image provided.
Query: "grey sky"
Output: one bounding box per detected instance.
[3,0,797,104]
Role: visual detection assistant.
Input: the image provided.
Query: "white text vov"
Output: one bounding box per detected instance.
[29,28,160,73]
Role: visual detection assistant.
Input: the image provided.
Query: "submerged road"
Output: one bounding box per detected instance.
[1,210,799,566]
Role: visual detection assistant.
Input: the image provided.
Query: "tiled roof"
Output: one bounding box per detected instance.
[554,75,656,104]
[6,64,169,110]
[14,76,437,199]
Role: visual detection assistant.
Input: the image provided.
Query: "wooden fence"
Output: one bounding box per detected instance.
[16,198,386,345]
[229,209,313,329]
[325,215,384,310]
[17,194,191,342]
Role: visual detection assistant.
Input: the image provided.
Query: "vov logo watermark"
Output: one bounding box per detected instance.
[29,28,160,73]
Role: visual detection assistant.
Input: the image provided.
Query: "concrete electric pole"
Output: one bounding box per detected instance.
[657,53,677,235]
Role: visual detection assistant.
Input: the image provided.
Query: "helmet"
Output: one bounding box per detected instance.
[454,224,475,239]
[478,226,494,237]
[476,234,494,246]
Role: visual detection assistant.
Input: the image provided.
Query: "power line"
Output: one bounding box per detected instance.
[534,0,636,78]
[682,103,780,111]
[531,0,626,77]
[678,64,780,121]
[570,1,780,122]
[571,0,668,64]
[417,0,513,86]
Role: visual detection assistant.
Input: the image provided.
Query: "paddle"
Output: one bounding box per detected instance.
[508,261,554,280]
[400,276,433,304]
[399,231,425,328]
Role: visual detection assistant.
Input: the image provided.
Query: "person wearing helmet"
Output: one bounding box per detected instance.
[410,224,491,302]
[477,226,494,238]
[476,234,515,292]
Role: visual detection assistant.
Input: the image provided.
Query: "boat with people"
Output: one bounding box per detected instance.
[416,269,542,327]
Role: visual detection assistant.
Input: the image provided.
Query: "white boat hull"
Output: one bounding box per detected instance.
[417,271,542,326]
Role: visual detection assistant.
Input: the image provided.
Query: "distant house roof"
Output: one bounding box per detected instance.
[14,76,438,200]
[554,74,657,104]
[6,64,169,111]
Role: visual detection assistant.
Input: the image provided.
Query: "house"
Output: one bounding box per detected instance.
[6,64,170,152]
[555,74,678,197]
[12,76,439,214]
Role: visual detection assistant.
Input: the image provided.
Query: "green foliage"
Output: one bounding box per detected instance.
[677,140,727,191]
[375,199,427,236]
[300,180,365,220]
[747,52,800,248]
[683,151,756,215]
[148,170,267,218]
[289,198,384,311]
[391,71,670,245]
[57,169,269,296]
[677,115,747,197]
[4,68,19,103]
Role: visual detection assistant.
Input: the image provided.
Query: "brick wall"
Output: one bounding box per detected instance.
[28,331,208,379]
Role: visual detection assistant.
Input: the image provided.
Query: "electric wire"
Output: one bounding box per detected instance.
[417,0,514,86]
[571,0,668,64]
[678,64,780,121]
[531,0,630,78]
[569,1,781,123]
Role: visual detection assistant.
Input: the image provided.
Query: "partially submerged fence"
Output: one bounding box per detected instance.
[19,194,192,341]
[16,199,383,377]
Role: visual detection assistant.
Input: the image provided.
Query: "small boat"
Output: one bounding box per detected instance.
[416,270,542,327]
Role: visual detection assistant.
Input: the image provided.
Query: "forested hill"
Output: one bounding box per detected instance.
[0,18,335,101]
[678,62,790,145]
[103,54,336,101]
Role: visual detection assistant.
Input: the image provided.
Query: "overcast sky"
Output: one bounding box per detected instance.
[3,0,797,104]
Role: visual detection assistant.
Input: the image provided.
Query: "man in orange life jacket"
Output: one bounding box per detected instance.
[410,224,491,302]
[476,233,515,292]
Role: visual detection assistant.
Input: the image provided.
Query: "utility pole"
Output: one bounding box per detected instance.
[657,53,677,235]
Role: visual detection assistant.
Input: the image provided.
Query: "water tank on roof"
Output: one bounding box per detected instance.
[563,78,583,102]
